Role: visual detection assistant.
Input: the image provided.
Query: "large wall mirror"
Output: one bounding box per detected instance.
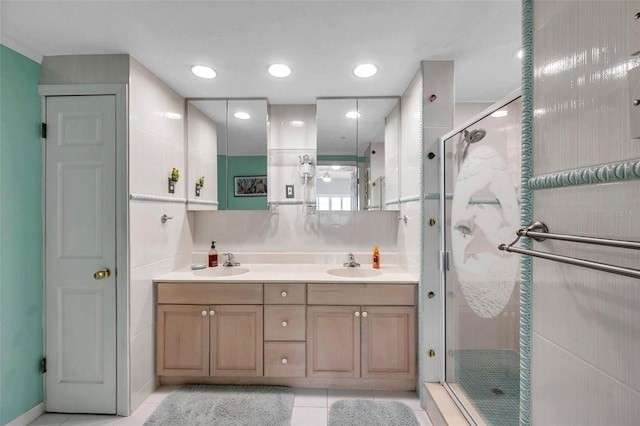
[186,98,268,211]
[316,97,400,211]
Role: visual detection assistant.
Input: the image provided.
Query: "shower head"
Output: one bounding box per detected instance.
[461,128,487,161]
[463,128,486,144]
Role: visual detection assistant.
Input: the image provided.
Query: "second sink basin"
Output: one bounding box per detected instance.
[194,267,250,277]
[326,267,383,278]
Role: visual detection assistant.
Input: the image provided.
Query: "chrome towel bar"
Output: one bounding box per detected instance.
[498,221,640,279]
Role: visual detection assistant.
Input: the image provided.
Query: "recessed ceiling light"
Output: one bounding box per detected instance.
[290,120,305,127]
[191,65,216,79]
[234,112,251,120]
[322,171,332,182]
[515,48,524,59]
[345,111,361,119]
[491,110,508,118]
[331,165,341,170]
[353,63,378,78]
[268,64,292,78]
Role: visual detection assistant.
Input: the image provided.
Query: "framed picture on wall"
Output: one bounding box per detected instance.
[233,176,268,197]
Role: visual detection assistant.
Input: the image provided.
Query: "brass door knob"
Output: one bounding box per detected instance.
[93,268,111,280]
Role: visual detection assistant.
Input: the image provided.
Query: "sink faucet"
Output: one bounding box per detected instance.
[343,253,360,268]
[222,253,241,267]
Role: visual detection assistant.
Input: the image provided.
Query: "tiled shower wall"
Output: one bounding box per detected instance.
[531,2,640,424]
[128,58,193,411]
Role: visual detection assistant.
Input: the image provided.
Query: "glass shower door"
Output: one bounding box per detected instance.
[442,97,522,425]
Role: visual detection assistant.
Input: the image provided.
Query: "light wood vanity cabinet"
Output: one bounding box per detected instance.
[156,280,417,387]
[306,284,416,380]
[156,283,263,377]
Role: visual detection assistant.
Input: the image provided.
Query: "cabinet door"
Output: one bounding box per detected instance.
[307,306,360,378]
[210,305,263,377]
[361,306,416,379]
[157,305,210,376]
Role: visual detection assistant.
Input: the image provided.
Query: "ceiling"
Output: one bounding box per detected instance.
[0,1,522,104]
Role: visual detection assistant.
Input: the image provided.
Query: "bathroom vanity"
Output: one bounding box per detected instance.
[154,264,418,390]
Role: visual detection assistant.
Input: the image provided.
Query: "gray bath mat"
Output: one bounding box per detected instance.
[144,385,294,426]
[328,399,420,426]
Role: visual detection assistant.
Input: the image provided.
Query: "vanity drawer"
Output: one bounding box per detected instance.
[264,342,306,377]
[307,284,415,306]
[157,282,263,304]
[264,306,306,341]
[264,283,306,304]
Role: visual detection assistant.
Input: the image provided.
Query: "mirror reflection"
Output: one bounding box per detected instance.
[187,99,268,211]
[316,97,400,211]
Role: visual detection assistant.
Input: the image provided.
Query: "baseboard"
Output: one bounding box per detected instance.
[5,402,45,426]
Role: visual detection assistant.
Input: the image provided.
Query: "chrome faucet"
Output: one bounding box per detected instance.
[222,253,241,267]
[343,253,360,268]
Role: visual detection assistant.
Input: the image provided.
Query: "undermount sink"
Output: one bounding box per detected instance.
[193,267,250,277]
[326,267,383,278]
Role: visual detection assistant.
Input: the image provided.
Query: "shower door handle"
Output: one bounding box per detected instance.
[440,251,450,271]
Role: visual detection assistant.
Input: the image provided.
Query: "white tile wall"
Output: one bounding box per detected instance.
[532,1,640,422]
[533,1,640,175]
[532,334,640,426]
[400,70,423,200]
[269,105,317,151]
[129,58,186,198]
[384,103,401,204]
[128,58,192,413]
[193,208,399,255]
[186,103,217,206]
[421,61,454,383]
[454,102,492,128]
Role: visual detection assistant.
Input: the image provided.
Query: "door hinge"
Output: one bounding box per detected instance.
[41,123,47,139]
[41,357,47,374]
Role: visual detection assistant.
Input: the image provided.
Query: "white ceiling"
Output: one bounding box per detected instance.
[0,1,522,104]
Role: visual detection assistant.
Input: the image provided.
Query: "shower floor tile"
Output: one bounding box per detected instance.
[453,349,520,426]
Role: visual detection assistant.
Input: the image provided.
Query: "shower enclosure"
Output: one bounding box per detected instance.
[439,92,522,425]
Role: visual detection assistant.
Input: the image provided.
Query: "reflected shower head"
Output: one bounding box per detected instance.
[463,128,486,144]
[462,128,487,161]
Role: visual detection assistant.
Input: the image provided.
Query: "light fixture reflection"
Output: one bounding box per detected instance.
[234,112,251,120]
[331,165,341,170]
[290,120,305,127]
[322,171,332,182]
[345,111,360,119]
[491,110,508,118]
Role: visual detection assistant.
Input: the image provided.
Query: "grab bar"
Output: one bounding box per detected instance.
[498,222,640,279]
[517,221,640,250]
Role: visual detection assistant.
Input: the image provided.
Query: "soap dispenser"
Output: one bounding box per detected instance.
[373,245,380,269]
[208,241,218,267]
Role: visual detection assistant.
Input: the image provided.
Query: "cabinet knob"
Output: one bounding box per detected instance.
[633,99,640,107]
[354,311,360,317]
[201,310,207,316]
[282,321,288,327]
[209,310,215,316]
[281,358,288,365]
[281,291,288,298]
[362,311,368,318]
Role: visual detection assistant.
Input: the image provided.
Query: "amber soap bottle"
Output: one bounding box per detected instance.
[373,245,380,269]
[208,241,218,267]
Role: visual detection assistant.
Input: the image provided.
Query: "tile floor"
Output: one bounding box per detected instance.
[29,387,433,426]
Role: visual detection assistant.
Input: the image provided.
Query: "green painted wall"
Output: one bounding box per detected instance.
[0,45,43,424]
[225,156,267,210]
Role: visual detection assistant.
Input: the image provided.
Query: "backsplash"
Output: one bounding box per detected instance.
[193,207,399,256]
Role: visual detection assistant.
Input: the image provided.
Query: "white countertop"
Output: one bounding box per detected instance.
[153,263,418,284]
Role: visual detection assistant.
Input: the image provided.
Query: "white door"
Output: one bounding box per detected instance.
[45,95,117,414]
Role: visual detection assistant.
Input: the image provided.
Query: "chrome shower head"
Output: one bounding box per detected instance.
[461,128,487,161]
[463,128,486,144]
